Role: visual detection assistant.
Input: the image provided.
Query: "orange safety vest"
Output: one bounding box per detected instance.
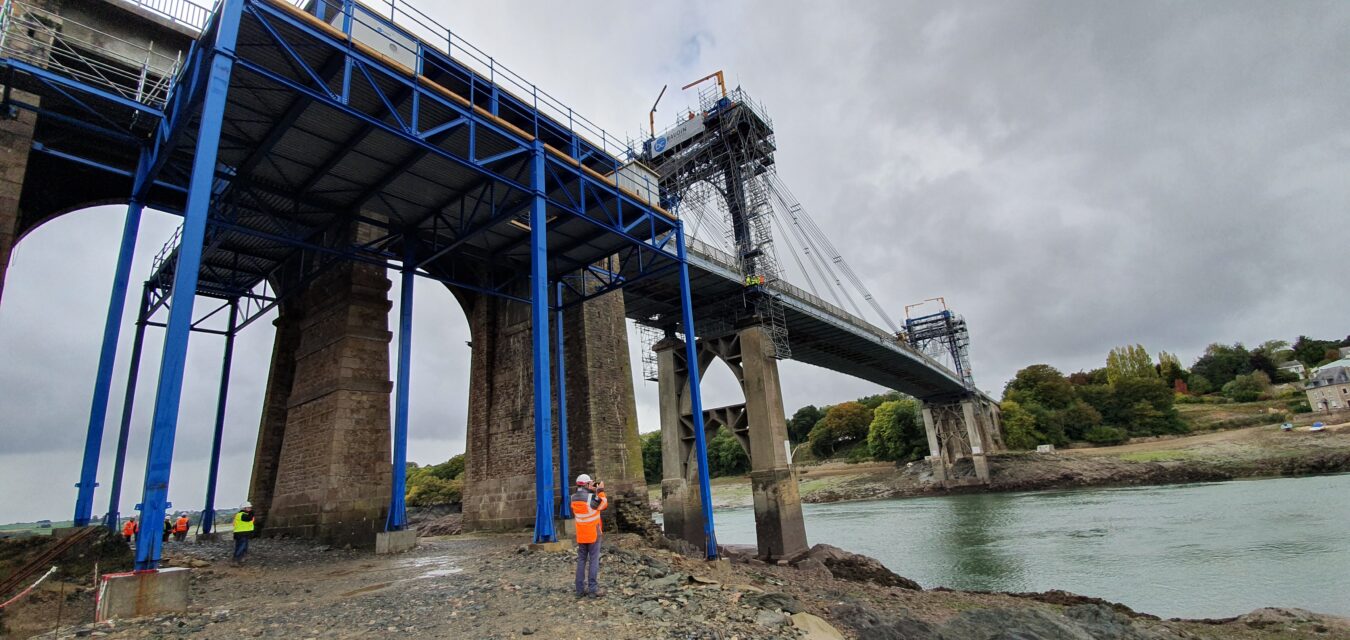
[122,520,137,536]
[570,489,607,545]
[174,516,189,533]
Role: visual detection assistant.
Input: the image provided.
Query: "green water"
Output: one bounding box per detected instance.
[712,473,1350,619]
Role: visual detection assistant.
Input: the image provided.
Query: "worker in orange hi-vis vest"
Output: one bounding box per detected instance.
[174,514,190,542]
[121,518,139,543]
[570,473,609,598]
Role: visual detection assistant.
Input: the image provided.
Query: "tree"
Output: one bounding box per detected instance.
[1003,364,1074,409]
[1000,400,1045,450]
[1110,377,1186,435]
[707,429,749,477]
[857,391,902,411]
[1106,344,1157,386]
[867,399,926,462]
[1157,351,1188,388]
[1254,340,1293,364]
[809,401,873,457]
[1292,336,1338,368]
[1190,343,1253,389]
[1187,373,1213,395]
[787,405,824,444]
[640,431,662,485]
[1060,400,1104,441]
[1222,372,1268,402]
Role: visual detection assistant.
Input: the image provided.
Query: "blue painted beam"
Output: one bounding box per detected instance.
[103,285,150,532]
[387,242,414,532]
[676,223,718,560]
[73,197,145,526]
[133,0,244,570]
[200,301,238,535]
[530,140,556,544]
[555,281,571,520]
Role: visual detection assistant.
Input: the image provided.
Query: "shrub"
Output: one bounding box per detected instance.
[809,401,873,457]
[707,429,749,477]
[1000,400,1045,450]
[1084,426,1130,446]
[406,475,462,506]
[1221,372,1267,402]
[641,431,662,484]
[867,399,926,462]
[1290,400,1312,414]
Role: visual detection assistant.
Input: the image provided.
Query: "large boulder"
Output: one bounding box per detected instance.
[793,543,922,590]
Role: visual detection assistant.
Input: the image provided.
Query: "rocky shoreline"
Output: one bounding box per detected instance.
[17,534,1350,640]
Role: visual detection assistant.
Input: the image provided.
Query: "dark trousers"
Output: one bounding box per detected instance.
[233,533,250,561]
[575,538,602,594]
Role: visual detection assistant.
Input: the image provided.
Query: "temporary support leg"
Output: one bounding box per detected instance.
[386,243,414,532]
[103,285,150,532]
[134,0,242,569]
[920,405,946,485]
[200,301,238,535]
[529,140,555,544]
[555,282,571,520]
[961,400,990,482]
[74,198,145,526]
[675,224,717,559]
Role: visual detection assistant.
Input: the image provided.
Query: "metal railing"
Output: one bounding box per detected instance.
[0,0,182,108]
[117,0,214,31]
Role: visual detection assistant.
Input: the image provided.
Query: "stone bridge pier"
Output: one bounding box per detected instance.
[654,324,808,561]
[921,395,1005,486]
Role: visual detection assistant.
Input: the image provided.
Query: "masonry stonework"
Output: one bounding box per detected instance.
[0,96,37,306]
[460,282,648,533]
[262,223,394,548]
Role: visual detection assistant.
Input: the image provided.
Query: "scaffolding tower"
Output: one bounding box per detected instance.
[640,77,790,358]
[903,304,975,389]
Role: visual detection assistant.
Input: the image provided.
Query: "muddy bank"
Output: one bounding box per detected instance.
[14,533,1348,640]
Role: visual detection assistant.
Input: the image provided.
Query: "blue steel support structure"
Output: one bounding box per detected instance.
[555,281,571,520]
[387,242,415,532]
[103,285,151,532]
[200,300,238,535]
[134,0,244,570]
[676,224,718,559]
[530,140,556,543]
[74,198,146,526]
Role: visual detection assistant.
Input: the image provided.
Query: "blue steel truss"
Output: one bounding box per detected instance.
[1,0,719,567]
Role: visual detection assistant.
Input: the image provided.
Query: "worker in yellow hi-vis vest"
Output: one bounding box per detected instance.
[232,502,255,564]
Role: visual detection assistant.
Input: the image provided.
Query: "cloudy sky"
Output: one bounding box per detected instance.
[1,1,1347,523]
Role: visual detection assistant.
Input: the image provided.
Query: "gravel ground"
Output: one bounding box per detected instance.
[22,532,1349,640]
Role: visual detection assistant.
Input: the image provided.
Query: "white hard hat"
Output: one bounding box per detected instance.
[241,501,253,509]
[575,474,592,486]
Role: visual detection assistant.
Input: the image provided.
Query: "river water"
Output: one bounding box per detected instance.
[711,473,1350,619]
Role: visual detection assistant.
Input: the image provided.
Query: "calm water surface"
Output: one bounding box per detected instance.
[712,473,1350,619]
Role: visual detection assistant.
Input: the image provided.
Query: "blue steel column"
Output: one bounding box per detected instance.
[676,223,718,559]
[103,285,151,531]
[200,300,238,535]
[134,0,243,569]
[530,140,556,543]
[73,198,146,526]
[555,282,571,519]
[387,241,415,531]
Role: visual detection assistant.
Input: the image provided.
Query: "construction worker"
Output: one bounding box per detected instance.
[570,473,608,598]
[121,517,138,543]
[174,513,190,542]
[162,516,173,543]
[232,502,255,563]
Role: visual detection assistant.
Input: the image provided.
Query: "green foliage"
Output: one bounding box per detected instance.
[1289,400,1312,414]
[406,475,463,507]
[1106,344,1157,386]
[867,399,926,462]
[1083,425,1130,446]
[405,454,466,506]
[1060,400,1104,441]
[1000,400,1045,450]
[640,431,662,485]
[1292,336,1340,368]
[787,405,824,444]
[808,401,873,457]
[707,429,749,477]
[1003,364,1074,409]
[1221,371,1269,402]
[1157,351,1188,388]
[1187,373,1213,395]
[1191,343,1254,389]
[857,391,902,411]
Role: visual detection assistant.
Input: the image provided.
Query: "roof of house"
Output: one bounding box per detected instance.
[1307,359,1350,388]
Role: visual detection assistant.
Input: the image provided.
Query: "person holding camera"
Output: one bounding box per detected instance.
[570,473,608,597]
